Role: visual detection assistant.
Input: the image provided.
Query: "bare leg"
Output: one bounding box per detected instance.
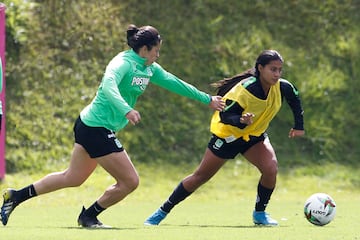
[182,148,226,192]
[33,144,139,209]
[94,150,139,208]
[0,143,98,226]
[243,138,278,188]
[144,148,226,225]
[243,138,279,225]
[33,143,97,195]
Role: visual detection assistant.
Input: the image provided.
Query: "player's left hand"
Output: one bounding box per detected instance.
[240,112,255,125]
[209,96,225,111]
[288,128,305,138]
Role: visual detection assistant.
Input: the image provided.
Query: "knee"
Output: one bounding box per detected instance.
[270,160,278,173]
[191,172,212,186]
[121,174,140,194]
[62,171,86,188]
[265,161,278,176]
[127,175,140,192]
[67,179,85,188]
[69,181,83,188]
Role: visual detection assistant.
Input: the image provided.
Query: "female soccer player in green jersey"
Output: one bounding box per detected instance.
[144,50,305,226]
[0,24,225,228]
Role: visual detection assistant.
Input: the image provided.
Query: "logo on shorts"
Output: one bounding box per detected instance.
[108,132,122,149]
[107,133,116,138]
[114,139,123,149]
[213,139,224,150]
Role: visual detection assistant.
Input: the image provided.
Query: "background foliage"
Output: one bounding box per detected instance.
[2,0,359,172]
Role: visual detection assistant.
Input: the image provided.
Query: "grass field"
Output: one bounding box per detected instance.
[0,161,359,240]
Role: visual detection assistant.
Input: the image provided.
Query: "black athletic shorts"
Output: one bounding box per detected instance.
[73,117,124,158]
[208,133,267,159]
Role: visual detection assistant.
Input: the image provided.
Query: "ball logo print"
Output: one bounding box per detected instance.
[304,193,336,226]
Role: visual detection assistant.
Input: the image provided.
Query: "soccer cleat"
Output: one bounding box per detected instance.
[77,206,112,229]
[144,208,168,225]
[253,211,278,226]
[1,188,18,226]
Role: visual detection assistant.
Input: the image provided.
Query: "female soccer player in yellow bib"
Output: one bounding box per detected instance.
[145,50,305,226]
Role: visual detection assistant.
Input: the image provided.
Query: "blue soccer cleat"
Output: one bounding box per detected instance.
[144,208,167,225]
[253,211,278,226]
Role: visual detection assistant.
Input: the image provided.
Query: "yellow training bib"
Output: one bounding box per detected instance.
[210,79,281,141]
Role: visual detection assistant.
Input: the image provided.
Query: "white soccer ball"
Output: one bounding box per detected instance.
[304,193,336,226]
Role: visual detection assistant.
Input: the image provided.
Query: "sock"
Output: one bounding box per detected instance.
[160,182,192,213]
[85,201,106,218]
[255,183,274,212]
[13,184,37,205]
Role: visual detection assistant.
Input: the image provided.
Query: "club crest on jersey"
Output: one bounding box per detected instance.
[132,77,150,90]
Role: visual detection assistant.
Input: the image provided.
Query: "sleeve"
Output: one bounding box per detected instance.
[101,60,133,116]
[219,99,247,129]
[280,79,304,130]
[150,63,211,105]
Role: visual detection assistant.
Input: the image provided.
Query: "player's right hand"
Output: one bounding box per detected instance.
[126,109,141,125]
[209,95,225,111]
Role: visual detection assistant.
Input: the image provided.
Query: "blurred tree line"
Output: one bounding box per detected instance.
[2,0,359,172]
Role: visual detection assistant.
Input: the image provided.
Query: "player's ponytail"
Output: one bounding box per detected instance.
[211,68,255,96]
[126,24,161,53]
[126,24,139,48]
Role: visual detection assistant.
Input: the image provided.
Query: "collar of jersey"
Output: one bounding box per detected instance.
[128,49,147,66]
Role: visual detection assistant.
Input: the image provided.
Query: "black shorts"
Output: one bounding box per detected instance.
[73,117,124,158]
[208,133,267,159]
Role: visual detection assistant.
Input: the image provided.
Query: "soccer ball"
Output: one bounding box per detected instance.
[304,193,336,226]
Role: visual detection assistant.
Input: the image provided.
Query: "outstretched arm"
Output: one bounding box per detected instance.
[209,96,225,112]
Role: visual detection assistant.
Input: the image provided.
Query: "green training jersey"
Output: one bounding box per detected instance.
[80,49,211,131]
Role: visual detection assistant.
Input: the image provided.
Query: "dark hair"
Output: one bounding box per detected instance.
[211,68,255,96]
[212,50,283,96]
[254,50,283,78]
[127,24,162,53]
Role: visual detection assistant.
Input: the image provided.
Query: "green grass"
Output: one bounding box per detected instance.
[0,161,359,240]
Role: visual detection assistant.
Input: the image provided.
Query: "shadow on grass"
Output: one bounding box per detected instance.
[160,224,287,229]
[62,226,138,230]
[2,225,142,230]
